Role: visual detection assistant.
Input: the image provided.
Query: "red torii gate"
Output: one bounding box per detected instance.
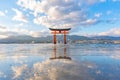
[49,28,71,44]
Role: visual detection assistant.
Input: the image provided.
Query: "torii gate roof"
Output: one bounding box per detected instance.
[49,28,71,31]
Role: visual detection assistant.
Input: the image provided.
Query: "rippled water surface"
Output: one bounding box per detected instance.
[0,43,120,80]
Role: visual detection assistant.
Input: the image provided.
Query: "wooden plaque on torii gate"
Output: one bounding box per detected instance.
[49,28,71,44]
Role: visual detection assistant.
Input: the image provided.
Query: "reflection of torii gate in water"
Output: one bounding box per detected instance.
[49,28,71,44]
[50,45,71,60]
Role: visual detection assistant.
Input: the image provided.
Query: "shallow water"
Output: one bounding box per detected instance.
[0,43,120,80]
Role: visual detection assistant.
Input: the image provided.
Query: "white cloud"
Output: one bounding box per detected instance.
[111,54,120,60]
[73,27,120,37]
[94,13,102,18]
[16,23,24,27]
[9,28,48,37]
[81,19,99,25]
[0,35,8,39]
[17,0,104,29]
[85,0,98,5]
[0,54,6,60]
[98,28,120,36]
[12,8,28,23]
[0,72,4,77]
[106,11,112,15]
[0,71,6,78]
[12,64,27,79]
[0,11,5,16]
[0,26,9,38]
[5,10,8,14]
[0,25,49,39]
[11,60,96,80]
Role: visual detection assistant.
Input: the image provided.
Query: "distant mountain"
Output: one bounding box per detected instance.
[67,35,90,40]
[92,36,120,40]
[0,35,53,43]
[0,35,120,43]
[0,35,35,43]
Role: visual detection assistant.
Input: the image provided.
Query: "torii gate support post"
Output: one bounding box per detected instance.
[64,31,67,44]
[53,31,57,44]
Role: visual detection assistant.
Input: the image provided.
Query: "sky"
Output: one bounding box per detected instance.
[0,0,120,38]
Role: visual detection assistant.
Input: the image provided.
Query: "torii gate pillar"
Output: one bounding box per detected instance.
[49,28,71,44]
